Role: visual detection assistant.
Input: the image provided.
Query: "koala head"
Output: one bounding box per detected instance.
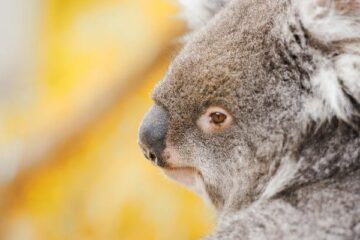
[139,0,360,211]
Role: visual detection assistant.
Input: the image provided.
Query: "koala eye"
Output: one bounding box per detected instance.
[210,112,227,124]
[197,106,233,134]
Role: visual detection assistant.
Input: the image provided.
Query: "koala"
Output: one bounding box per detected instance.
[138,0,360,239]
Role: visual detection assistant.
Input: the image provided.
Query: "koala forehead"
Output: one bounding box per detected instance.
[153,0,301,125]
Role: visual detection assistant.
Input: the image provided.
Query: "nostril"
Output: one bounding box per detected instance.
[149,152,157,162]
[140,144,159,164]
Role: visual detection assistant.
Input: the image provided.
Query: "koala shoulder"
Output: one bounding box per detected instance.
[205,169,360,240]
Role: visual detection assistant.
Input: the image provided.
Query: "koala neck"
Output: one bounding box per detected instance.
[260,119,360,203]
[282,119,360,194]
[220,119,360,214]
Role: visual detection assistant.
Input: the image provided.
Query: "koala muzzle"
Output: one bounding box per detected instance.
[138,105,168,167]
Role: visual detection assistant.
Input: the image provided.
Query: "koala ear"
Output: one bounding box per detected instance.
[177,0,229,30]
[296,0,360,43]
[296,0,360,124]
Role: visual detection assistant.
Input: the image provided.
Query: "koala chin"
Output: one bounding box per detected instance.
[139,0,360,239]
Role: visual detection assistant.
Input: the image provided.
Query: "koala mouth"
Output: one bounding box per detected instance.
[162,165,202,189]
[160,145,205,191]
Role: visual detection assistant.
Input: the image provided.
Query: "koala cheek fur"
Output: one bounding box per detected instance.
[138,0,360,239]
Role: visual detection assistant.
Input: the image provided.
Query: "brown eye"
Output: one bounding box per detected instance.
[210,112,227,124]
[197,106,233,134]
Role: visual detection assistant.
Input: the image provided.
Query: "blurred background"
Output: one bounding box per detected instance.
[0,0,214,239]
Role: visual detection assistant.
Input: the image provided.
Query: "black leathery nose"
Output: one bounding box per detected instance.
[138,105,168,167]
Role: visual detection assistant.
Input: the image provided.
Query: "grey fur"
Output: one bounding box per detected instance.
[140,0,360,239]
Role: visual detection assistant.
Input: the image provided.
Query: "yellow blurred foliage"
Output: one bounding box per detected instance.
[0,0,214,239]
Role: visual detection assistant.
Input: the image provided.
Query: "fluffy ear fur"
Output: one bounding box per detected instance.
[296,0,360,125]
[177,0,229,30]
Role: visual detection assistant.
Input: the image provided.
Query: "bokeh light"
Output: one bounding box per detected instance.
[0,0,214,239]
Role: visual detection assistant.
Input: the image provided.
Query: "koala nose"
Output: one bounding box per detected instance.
[138,105,168,167]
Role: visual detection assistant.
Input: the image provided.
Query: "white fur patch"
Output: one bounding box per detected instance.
[302,97,332,123]
[335,54,360,100]
[177,0,212,29]
[303,57,360,123]
[309,61,353,121]
[295,0,360,43]
[177,0,228,30]
[295,0,360,123]
[261,157,298,199]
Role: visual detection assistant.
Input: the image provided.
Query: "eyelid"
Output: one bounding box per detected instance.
[200,100,233,115]
[204,106,231,118]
